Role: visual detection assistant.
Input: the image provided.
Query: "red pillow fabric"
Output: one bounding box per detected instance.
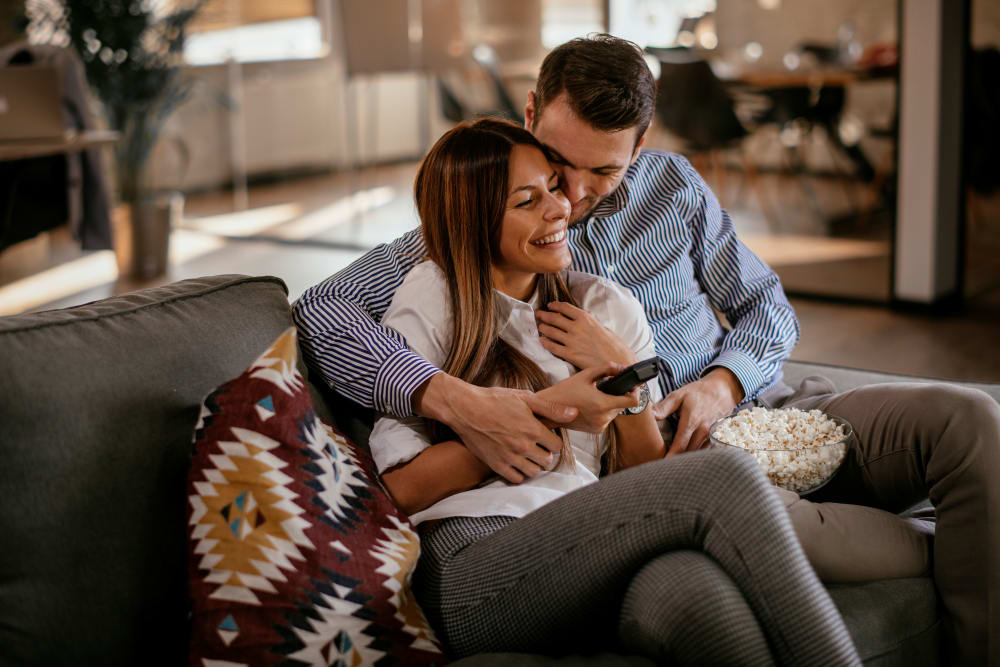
[187,328,444,666]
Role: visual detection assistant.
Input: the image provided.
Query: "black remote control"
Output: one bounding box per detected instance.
[597,358,660,395]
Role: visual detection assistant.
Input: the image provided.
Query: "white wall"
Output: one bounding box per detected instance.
[149,56,442,192]
[148,0,540,193]
[714,0,897,69]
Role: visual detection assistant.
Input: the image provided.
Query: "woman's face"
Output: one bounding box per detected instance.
[492,144,572,300]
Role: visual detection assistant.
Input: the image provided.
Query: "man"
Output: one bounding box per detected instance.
[294,35,998,665]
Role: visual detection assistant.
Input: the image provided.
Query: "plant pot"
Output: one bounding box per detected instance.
[112,192,183,280]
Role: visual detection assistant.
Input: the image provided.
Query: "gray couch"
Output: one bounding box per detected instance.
[1,274,995,666]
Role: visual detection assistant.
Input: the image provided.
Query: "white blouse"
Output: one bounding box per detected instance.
[369,261,663,524]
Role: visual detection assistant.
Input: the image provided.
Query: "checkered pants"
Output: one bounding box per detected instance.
[413,447,860,665]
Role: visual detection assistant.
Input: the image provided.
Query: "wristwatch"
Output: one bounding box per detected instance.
[623,383,651,415]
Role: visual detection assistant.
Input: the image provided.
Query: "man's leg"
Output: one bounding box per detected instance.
[781,380,1000,666]
[772,485,934,582]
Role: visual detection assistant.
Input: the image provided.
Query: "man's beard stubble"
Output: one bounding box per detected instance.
[569,195,604,225]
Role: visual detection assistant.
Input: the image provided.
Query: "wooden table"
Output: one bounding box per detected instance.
[721,64,896,89]
[727,68,858,89]
[0,130,119,162]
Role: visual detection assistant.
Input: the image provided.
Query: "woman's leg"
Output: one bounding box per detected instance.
[414,448,859,666]
[619,550,774,666]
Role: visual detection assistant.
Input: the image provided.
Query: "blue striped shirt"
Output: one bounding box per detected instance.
[292,150,799,417]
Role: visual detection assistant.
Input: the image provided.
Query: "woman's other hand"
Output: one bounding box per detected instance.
[537,362,638,433]
[536,301,637,369]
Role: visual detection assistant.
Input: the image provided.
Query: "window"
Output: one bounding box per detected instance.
[542,0,605,48]
[181,0,325,64]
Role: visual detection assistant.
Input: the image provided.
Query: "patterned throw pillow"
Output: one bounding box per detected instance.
[187,328,444,666]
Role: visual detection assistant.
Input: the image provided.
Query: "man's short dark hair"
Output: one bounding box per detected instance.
[534,33,655,139]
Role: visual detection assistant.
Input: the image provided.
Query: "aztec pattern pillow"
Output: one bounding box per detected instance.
[187,327,444,666]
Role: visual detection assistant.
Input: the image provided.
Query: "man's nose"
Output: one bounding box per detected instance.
[560,168,588,204]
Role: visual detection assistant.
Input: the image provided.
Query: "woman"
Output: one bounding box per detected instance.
[369,118,860,666]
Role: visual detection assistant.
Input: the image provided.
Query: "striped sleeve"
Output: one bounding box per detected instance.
[678,158,800,400]
[291,228,441,417]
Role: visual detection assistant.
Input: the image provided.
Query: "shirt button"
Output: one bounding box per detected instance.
[607,264,616,274]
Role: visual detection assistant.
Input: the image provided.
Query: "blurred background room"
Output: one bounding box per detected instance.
[1,0,998,381]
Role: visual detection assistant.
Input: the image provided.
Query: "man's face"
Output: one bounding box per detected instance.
[526,92,646,224]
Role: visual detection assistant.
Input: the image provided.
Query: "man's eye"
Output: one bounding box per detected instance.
[549,184,562,194]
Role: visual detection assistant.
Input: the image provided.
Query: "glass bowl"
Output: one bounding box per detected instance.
[709,408,853,495]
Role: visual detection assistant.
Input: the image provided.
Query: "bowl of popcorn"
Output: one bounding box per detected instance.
[709,407,852,495]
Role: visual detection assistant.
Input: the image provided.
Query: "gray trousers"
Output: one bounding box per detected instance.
[414,448,861,666]
[762,376,1000,667]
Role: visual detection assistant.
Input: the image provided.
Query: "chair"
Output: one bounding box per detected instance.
[649,49,774,223]
[436,77,467,124]
[470,44,524,126]
[434,44,524,126]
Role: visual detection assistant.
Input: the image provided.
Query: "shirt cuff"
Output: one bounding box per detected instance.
[372,347,442,418]
[705,349,768,403]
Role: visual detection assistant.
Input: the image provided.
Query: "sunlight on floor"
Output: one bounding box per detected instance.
[0,185,400,315]
[179,187,397,241]
[743,235,890,266]
[0,229,226,315]
[178,203,304,237]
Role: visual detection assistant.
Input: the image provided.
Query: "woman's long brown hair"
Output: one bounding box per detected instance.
[414,118,620,472]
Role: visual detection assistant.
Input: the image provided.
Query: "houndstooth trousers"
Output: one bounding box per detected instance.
[413,447,861,666]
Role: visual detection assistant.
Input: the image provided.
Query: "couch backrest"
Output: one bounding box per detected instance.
[782,360,1000,404]
[0,274,335,666]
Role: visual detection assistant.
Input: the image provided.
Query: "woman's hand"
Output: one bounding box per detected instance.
[536,301,638,369]
[537,363,639,434]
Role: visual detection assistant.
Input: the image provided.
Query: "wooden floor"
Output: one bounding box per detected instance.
[1,159,998,384]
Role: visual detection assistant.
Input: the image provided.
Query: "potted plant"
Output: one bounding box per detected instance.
[38,0,204,279]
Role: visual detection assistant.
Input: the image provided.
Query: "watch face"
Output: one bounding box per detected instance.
[626,383,650,415]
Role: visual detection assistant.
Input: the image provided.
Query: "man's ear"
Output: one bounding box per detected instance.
[630,128,648,164]
[524,91,536,131]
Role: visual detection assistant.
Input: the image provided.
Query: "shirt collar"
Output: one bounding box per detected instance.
[494,285,542,335]
[589,174,631,219]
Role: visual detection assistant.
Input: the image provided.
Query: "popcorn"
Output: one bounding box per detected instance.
[710,407,850,494]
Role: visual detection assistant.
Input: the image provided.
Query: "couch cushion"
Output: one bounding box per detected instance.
[0,275,305,666]
[829,578,943,666]
[188,327,442,665]
[452,653,655,666]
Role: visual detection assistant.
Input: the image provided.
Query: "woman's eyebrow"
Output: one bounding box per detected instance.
[509,172,558,196]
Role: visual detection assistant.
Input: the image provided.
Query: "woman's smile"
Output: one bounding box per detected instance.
[493,144,572,300]
[530,229,567,247]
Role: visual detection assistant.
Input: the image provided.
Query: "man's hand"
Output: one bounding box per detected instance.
[537,363,639,434]
[536,301,637,369]
[413,373,578,484]
[653,367,745,456]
